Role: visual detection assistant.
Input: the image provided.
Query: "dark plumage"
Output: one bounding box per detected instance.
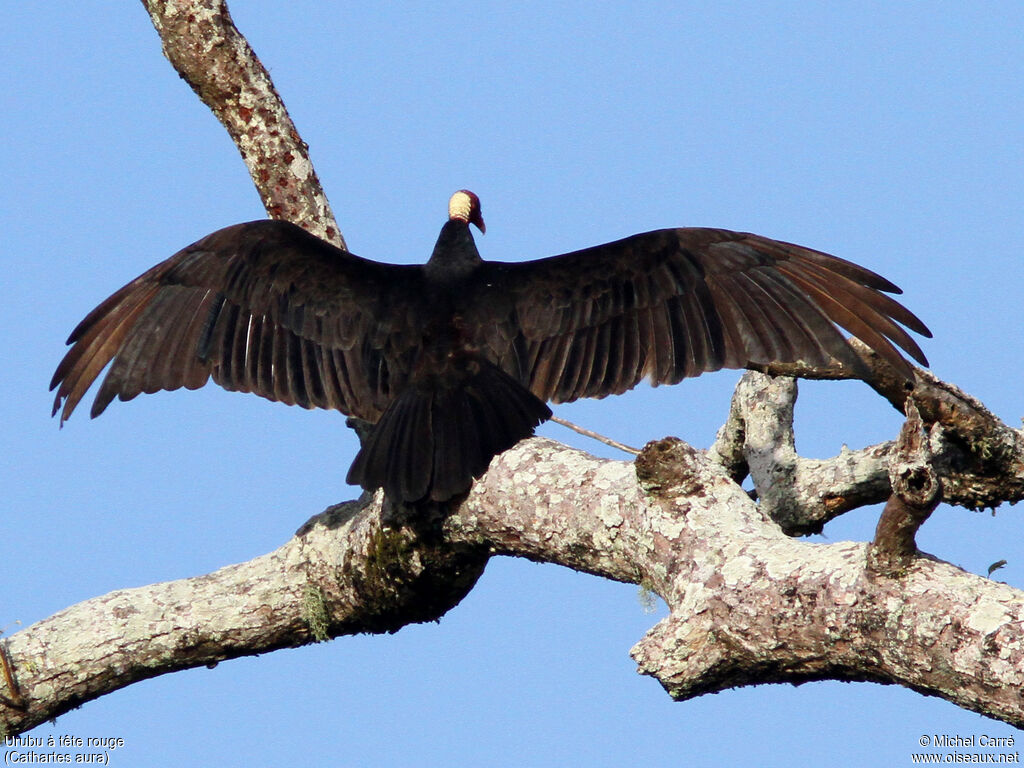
[51,190,930,503]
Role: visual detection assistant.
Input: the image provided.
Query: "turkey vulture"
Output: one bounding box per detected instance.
[51,191,930,503]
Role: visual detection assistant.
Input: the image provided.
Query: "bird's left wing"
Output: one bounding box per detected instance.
[51,220,423,424]
[465,228,930,404]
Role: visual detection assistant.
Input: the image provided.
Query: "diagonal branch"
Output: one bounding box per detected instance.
[1,498,488,734]
[140,0,344,246]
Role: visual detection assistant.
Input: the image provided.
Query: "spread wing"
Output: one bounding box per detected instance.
[466,228,930,403]
[51,220,425,424]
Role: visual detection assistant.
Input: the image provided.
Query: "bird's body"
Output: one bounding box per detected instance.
[51,191,931,503]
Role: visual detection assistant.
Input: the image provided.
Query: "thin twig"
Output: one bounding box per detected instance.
[0,639,25,711]
[550,416,640,455]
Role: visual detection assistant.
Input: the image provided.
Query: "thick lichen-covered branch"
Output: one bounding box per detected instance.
[0,501,488,734]
[710,370,1024,535]
[5,431,1024,734]
[628,438,1024,726]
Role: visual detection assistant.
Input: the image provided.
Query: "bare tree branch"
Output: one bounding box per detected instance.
[710,373,896,534]
[711,371,1024,535]
[867,403,943,576]
[628,438,1024,726]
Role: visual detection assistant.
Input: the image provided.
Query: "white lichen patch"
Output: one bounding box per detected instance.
[518,470,538,486]
[966,599,1011,636]
[720,555,757,586]
[687,555,723,586]
[237,88,259,110]
[759,537,816,582]
[833,591,858,606]
[786,541,863,592]
[288,154,312,181]
[676,585,712,619]
[596,496,625,528]
[653,516,687,541]
[913,612,952,646]
[501,448,527,470]
[591,460,631,491]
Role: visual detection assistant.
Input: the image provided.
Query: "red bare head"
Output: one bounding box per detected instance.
[448,190,485,234]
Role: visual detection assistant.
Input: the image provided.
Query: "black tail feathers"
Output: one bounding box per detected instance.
[346,361,552,504]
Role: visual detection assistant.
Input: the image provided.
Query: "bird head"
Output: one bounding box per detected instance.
[448,190,486,234]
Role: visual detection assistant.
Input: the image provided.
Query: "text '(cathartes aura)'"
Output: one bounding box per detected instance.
[51,191,930,503]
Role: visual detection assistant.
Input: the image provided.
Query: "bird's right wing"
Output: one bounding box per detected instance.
[51,220,424,424]
[466,228,930,404]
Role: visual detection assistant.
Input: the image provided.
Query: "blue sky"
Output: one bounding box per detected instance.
[4,2,1023,765]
